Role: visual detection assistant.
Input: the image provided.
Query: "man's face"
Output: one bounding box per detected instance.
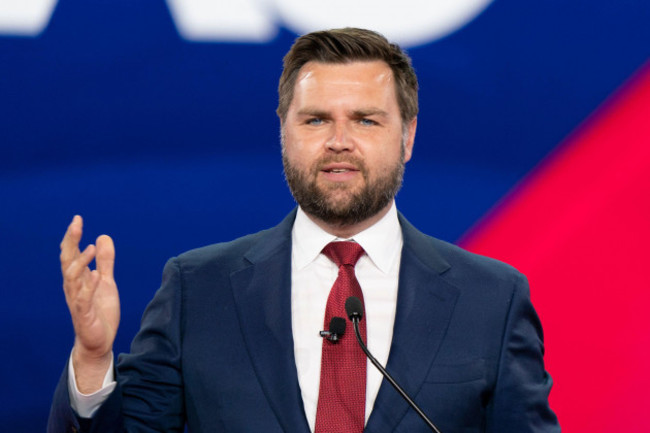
[281,60,416,226]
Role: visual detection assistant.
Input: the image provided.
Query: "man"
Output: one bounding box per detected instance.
[49,28,560,432]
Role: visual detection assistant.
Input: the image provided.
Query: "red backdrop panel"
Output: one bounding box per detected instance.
[460,63,650,432]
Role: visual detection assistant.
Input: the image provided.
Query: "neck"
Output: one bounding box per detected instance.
[303,202,393,239]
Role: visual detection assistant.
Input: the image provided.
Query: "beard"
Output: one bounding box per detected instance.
[282,146,405,227]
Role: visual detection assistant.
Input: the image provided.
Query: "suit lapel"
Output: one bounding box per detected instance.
[366,215,460,433]
[228,210,459,433]
[230,210,311,433]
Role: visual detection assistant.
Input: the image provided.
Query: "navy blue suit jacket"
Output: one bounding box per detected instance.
[48,210,560,432]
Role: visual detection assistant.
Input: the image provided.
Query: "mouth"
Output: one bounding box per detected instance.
[324,168,355,173]
[319,163,361,184]
[321,163,359,174]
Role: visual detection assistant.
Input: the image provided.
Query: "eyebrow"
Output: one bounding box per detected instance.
[351,109,389,118]
[296,108,389,118]
[296,109,330,118]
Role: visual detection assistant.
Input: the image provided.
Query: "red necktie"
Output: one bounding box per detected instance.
[315,241,367,433]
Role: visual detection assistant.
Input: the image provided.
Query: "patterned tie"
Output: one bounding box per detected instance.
[315,241,367,433]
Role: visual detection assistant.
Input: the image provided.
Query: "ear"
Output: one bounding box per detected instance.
[403,117,417,162]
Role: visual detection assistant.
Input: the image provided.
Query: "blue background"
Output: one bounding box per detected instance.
[1,0,648,429]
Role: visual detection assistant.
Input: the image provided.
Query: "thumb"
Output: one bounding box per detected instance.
[95,235,115,279]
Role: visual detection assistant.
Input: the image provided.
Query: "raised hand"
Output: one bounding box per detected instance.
[60,215,120,393]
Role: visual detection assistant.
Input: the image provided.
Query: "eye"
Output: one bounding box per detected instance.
[306,117,323,126]
[359,118,378,126]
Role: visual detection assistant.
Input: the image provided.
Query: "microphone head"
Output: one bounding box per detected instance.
[329,316,346,337]
[345,296,364,321]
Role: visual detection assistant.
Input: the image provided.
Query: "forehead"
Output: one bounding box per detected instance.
[291,60,398,109]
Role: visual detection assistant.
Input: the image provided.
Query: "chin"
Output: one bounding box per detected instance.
[320,193,359,211]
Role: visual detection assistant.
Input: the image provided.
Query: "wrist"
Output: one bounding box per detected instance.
[71,344,113,394]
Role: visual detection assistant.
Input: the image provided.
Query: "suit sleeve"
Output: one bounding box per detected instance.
[487,273,560,432]
[47,257,186,433]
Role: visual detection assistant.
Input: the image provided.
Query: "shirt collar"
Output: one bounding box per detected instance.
[291,202,403,274]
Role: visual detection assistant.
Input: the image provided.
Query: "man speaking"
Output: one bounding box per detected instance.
[49,28,560,432]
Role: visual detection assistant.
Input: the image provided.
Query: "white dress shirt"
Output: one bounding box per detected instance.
[70,203,403,429]
[291,203,402,431]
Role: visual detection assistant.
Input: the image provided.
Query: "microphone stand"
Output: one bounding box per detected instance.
[351,317,442,433]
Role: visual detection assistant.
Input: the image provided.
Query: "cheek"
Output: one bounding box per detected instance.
[286,146,317,169]
[283,135,308,163]
[286,124,330,147]
[285,134,331,166]
[366,146,402,171]
[284,144,321,177]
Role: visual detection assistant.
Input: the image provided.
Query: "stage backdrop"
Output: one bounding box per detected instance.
[1,0,648,431]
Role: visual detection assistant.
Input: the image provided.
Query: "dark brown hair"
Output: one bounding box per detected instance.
[277,28,418,124]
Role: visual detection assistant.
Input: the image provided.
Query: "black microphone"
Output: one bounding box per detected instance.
[345,296,443,433]
[319,316,346,342]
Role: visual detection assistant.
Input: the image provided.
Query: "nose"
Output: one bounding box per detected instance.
[326,121,354,152]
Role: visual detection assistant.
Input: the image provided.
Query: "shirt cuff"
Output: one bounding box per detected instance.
[67,352,117,418]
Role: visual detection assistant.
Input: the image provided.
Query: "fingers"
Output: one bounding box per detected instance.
[60,215,83,269]
[59,217,119,365]
[60,215,116,309]
[95,235,115,279]
[75,268,101,309]
[62,243,97,295]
